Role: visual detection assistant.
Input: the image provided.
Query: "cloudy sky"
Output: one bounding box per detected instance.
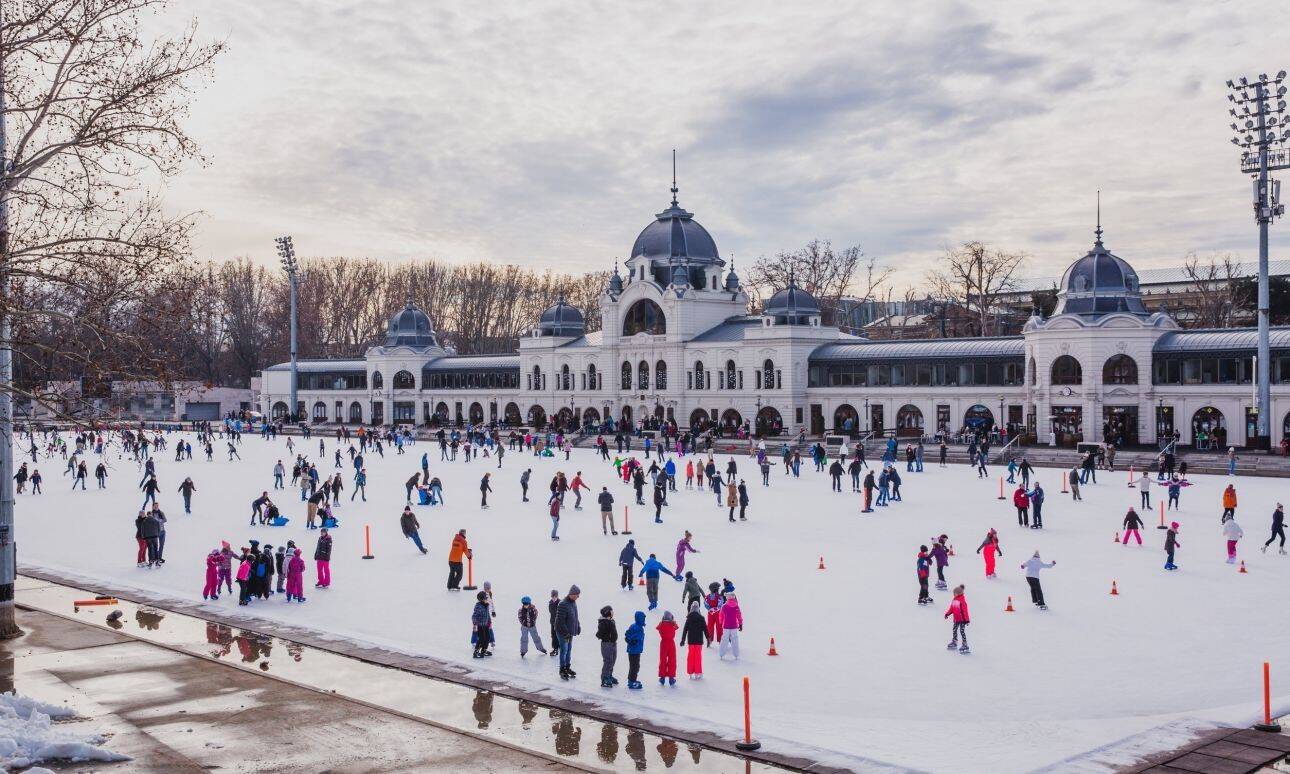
[156,1,1289,288]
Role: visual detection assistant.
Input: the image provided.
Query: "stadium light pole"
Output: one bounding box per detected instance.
[0,37,20,638]
[1227,71,1288,451]
[276,236,299,423]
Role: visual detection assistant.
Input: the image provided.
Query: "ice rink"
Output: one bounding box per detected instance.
[16,431,1290,772]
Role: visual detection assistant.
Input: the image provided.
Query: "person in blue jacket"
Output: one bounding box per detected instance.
[663,458,677,491]
[1027,482,1046,529]
[638,554,679,610]
[618,539,643,590]
[624,611,646,689]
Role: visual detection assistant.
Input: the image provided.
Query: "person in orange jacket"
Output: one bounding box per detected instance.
[1221,485,1237,523]
[447,529,471,590]
[656,610,679,686]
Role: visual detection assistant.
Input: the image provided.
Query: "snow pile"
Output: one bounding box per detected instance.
[0,692,130,769]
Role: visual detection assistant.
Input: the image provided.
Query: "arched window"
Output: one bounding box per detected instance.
[312,401,327,422]
[348,401,362,423]
[587,364,598,390]
[694,360,705,390]
[621,361,632,390]
[1102,354,1138,385]
[1028,357,1037,386]
[272,401,289,420]
[655,360,667,390]
[726,360,737,390]
[393,370,415,389]
[371,371,384,389]
[560,364,571,391]
[637,360,650,390]
[1051,355,1083,385]
[622,299,666,336]
[763,359,775,390]
[531,365,542,391]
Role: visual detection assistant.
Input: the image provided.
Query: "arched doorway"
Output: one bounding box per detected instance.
[1282,410,1290,444]
[393,370,415,389]
[468,402,484,425]
[964,404,995,432]
[503,402,522,426]
[720,408,742,433]
[348,401,362,423]
[833,404,859,436]
[756,406,783,437]
[689,408,710,430]
[272,401,289,420]
[528,405,547,429]
[555,407,575,429]
[896,404,924,437]
[312,401,327,423]
[1191,406,1226,450]
[582,407,601,427]
[433,401,450,427]
[620,405,633,427]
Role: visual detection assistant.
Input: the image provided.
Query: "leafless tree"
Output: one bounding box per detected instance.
[925,241,1027,337]
[748,239,890,325]
[1181,252,1246,329]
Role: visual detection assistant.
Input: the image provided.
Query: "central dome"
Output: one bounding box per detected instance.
[537,295,585,337]
[1052,228,1149,318]
[385,298,438,348]
[630,195,721,265]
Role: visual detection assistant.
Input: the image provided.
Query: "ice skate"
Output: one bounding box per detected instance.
[947,641,958,650]
[1281,549,1287,556]
[959,645,971,654]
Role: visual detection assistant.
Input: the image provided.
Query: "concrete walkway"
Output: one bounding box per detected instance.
[1,607,571,772]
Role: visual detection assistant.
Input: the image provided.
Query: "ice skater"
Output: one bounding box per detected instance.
[944,584,970,654]
[1263,503,1285,554]
[976,529,1001,578]
[1122,507,1144,546]
[1164,521,1181,570]
[1223,515,1244,563]
[1021,551,1055,609]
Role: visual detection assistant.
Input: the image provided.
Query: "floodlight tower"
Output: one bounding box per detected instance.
[275,236,299,422]
[1227,71,1288,450]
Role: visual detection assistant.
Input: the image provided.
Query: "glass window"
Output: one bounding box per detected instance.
[622,299,666,336]
[1051,355,1082,385]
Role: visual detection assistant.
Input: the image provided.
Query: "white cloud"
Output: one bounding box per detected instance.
[158,0,1290,288]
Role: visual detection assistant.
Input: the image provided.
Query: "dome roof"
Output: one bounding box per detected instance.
[629,185,721,265]
[385,298,438,348]
[1052,228,1149,318]
[764,280,820,315]
[538,295,585,337]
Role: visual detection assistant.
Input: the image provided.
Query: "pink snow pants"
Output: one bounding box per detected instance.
[316,560,331,587]
[1123,529,1142,545]
[1227,540,1238,559]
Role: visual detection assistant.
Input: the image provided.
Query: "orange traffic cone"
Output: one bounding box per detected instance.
[818,556,826,570]
[638,576,645,586]
[767,637,779,656]
[1114,531,1120,543]
[1004,596,1015,612]
[948,544,956,557]
[1110,581,1119,595]
[1240,561,1248,574]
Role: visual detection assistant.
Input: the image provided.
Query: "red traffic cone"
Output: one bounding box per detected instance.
[767,637,779,656]
[1004,596,1015,612]
[1239,561,1248,574]
[818,556,826,570]
[1110,580,1119,595]
[638,576,645,586]
[1114,531,1120,543]
[948,544,956,557]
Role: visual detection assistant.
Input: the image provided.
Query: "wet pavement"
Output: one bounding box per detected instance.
[15,575,794,772]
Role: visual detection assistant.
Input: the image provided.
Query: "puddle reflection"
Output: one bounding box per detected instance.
[134,608,164,631]
[597,723,619,764]
[472,690,493,729]
[517,698,537,728]
[626,729,647,770]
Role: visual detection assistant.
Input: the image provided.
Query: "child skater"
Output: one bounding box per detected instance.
[944,584,970,654]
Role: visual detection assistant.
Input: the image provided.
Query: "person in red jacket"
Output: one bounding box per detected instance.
[656,610,679,686]
[944,584,970,654]
[1013,485,1030,527]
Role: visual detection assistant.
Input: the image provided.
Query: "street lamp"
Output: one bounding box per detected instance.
[1227,70,1288,450]
[275,236,299,423]
[998,396,1005,437]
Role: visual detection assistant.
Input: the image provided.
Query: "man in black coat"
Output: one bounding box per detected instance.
[554,585,582,680]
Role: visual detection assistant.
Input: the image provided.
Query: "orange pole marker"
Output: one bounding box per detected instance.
[1126,465,1135,487]
[1240,560,1249,574]
[463,554,478,590]
[1158,501,1166,529]
[1061,475,1068,494]
[767,637,779,656]
[736,676,762,751]
[1004,596,1015,612]
[1110,580,1119,595]
[817,556,826,570]
[621,505,632,535]
[73,598,118,607]
[1256,661,1282,732]
[361,524,374,559]
[997,477,1005,500]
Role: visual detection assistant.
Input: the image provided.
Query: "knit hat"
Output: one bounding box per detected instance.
[568,584,581,596]
[1171,521,1180,529]
[521,596,531,605]
[662,610,674,622]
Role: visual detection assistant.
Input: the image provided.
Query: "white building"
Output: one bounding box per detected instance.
[259,187,1290,449]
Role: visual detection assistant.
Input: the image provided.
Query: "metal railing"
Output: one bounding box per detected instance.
[993,434,1022,464]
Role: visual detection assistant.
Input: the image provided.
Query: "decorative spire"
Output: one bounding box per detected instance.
[1094,189,1103,247]
[670,148,679,207]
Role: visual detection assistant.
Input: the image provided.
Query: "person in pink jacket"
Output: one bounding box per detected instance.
[235,548,253,606]
[285,548,307,602]
[717,591,743,660]
[944,584,970,654]
[202,549,220,600]
[675,532,699,575]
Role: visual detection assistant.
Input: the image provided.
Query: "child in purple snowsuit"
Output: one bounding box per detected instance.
[285,549,306,602]
[676,532,698,575]
[217,545,234,595]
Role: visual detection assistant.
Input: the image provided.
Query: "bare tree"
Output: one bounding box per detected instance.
[748,239,890,325]
[926,241,1027,337]
[1181,252,1246,329]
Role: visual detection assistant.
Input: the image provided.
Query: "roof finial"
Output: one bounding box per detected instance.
[670,148,679,207]
[1095,189,1103,245]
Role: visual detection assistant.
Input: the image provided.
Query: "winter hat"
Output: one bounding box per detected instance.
[221,540,231,549]
[662,610,675,622]
[708,582,720,593]
[293,548,301,556]
[249,539,260,548]
[521,596,531,605]
[568,584,581,596]
[483,581,492,591]
[1032,550,1041,557]
[476,591,488,601]
[1171,521,1179,529]
[600,605,612,617]
[550,589,559,597]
